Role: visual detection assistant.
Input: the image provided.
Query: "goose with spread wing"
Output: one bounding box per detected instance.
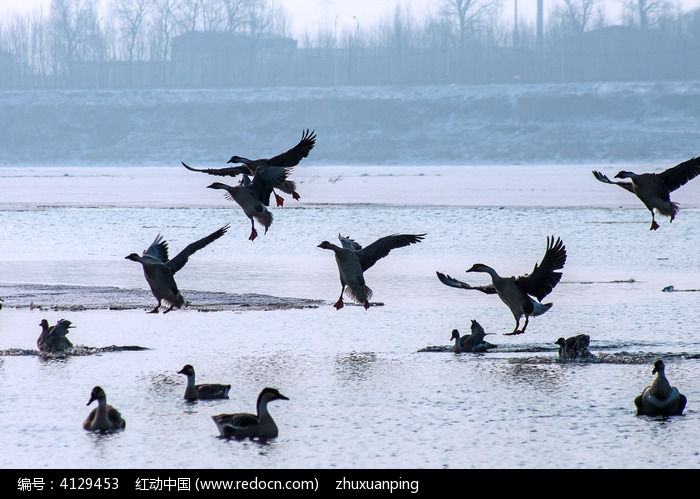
[206,166,292,241]
[555,334,594,360]
[437,236,566,335]
[37,318,74,353]
[592,156,700,230]
[182,129,315,206]
[318,233,425,310]
[125,224,229,313]
[451,320,497,353]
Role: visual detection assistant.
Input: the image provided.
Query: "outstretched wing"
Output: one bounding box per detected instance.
[50,319,74,339]
[436,272,497,294]
[659,156,700,192]
[181,161,250,177]
[266,129,316,167]
[144,234,169,262]
[356,233,425,272]
[338,234,363,251]
[515,236,567,301]
[592,170,634,193]
[165,224,230,274]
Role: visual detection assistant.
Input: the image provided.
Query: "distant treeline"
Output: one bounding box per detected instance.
[2,0,700,89]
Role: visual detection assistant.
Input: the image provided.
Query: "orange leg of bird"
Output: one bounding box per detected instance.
[249,220,258,241]
[334,298,344,310]
[274,191,285,207]
[504,318,522,335]
[292,191,300,201]
[650,220,659,231]
[363,300,370,310]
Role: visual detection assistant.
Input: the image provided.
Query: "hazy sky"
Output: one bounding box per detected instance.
[3,0,700,38]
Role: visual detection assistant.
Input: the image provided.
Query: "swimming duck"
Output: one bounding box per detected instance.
[212,387,289,440]
[125,224,229,313]
[177,364,231,401]
[318,233,426,310]
[437,236,566,335]
[83,386,126,432]
[37,318,74,353]
[206,166,291,241]
[451,319,497,353]
[555,334,594,360]
[182,129,315,206]
[592,157,700,230]
[634,359,687,416]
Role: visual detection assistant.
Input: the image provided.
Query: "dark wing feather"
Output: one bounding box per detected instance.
[265,129,316,167]
[592,170,634,193]
[356,233,425,272]
[143,234,169,262]
[515,236,567,301]
[182,161,250,177]
[658,156,700,192]
[250,166,291,205]
[436,272,497,294]
[165,224,230,274]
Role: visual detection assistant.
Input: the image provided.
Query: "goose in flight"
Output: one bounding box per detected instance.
[436,236,566,335]
[206,166,291,241]
[318,233,425,310]
[212,387,289,440]
[592,157,700,230]
[125,224,229,313]
[182,129,315,206]
[634,359,686,416]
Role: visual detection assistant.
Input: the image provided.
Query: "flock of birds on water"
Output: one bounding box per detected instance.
[6,130,700,438]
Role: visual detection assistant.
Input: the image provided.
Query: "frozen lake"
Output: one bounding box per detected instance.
[1,164,699,469]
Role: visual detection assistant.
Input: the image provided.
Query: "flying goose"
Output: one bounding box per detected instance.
[83,386,126,432]
[592,157,700,230]
[634,359,687,416]
[451,319,497,353]
[177,364,231,401]
[555,334,594,360]
[37,318,74,353]
[212,387,289,440]
[318,233,426,310]
[182,129,315,206]
[206,166,292,241]
[437,236,566,335]
[125,224,229,313]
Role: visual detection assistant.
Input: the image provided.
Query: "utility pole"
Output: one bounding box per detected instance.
[536,0,544,53]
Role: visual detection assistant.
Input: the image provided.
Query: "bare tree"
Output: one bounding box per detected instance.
[151,0,185,61]
[559,0,599,34]
[619,0,674,30]
[439,0,503,48]
[49,0,103,77]
[113,0,150,62]
[242,0,289,38]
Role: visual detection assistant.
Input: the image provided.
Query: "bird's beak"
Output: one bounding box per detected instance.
[86,395,96,406]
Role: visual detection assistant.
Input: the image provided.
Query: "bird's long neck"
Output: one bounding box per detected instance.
[257,399,272,423]
[476,265,500,281]
[94,398,111,427]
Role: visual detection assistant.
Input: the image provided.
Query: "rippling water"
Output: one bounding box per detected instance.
[1,165,699,469]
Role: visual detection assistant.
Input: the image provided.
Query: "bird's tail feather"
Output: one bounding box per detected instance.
[254,209,273,229]
[345,284,373,305]
[656,201,680,219]
[530,299,552,316]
